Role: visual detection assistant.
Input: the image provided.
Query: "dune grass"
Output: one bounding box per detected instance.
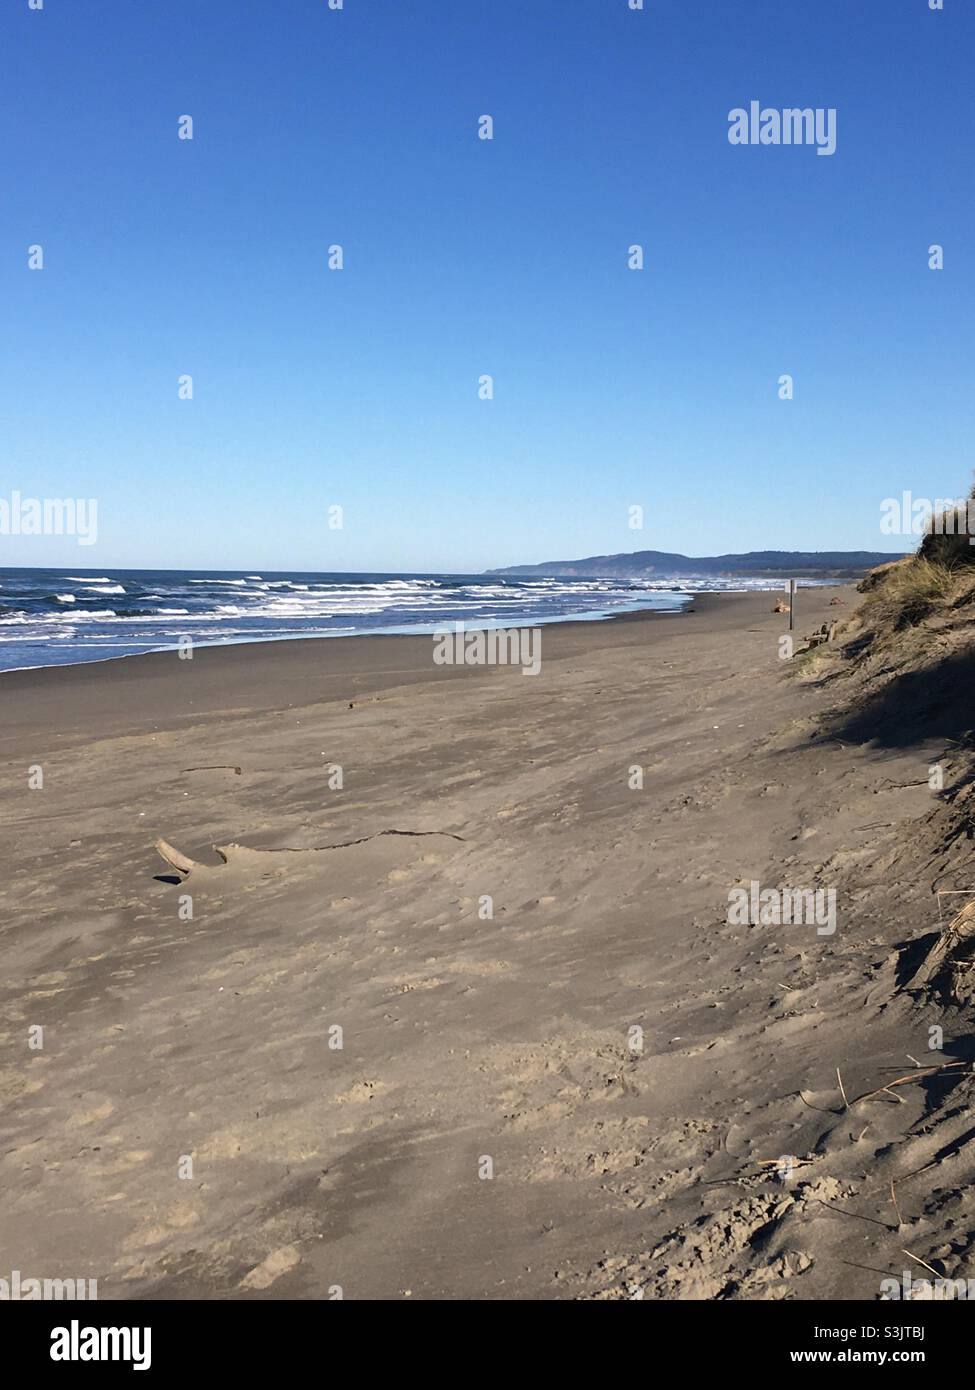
[860,556,961,631]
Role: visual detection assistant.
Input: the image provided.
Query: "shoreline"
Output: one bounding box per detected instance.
[0,593,693,681]
[0,582,836,685]
[0,576,849,685]
[0,590,805,747]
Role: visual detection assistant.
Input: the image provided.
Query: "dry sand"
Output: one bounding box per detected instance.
[1,587,971,1300]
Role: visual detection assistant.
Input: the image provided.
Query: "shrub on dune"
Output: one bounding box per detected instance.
[918,477,975,569]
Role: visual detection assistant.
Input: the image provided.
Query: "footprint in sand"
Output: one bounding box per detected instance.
[0,1069,45,1101]
[122,1206,202,1251]
[100,1150,153,1176]
[335,1079,388,1103]
[66,1099,114,1128]
[387,977,444,994]
[33,970,70,987]
[239,1244,302,1291]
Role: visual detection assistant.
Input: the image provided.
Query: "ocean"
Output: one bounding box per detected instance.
[0,568,790,674]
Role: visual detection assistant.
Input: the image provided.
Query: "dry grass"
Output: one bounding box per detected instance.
[918,478,975,568]
[791,545,975,695]
[857,556,964,635]
[792,485,975,690]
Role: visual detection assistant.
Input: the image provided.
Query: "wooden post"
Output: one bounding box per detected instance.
[789,578,797,632]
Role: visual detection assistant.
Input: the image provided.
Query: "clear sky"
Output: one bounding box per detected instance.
[2,0,972,572]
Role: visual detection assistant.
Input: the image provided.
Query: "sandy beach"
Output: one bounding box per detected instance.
[2,586,973,1301]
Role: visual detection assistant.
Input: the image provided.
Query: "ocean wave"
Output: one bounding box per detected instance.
[0,568,699,672]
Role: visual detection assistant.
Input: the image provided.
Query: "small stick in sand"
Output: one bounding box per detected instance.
[836,1067,849,1111]
[181,765,242,775]
[890,1180,903,1229]
[902,1249,941,1280]
[798,1089,840,1115]
[852,1062,968,1106]
[756,1156,813,1171]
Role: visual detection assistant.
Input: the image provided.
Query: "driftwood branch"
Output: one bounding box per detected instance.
[154,839,196,875]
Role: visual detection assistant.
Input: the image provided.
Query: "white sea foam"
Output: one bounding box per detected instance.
[0,569,709,673]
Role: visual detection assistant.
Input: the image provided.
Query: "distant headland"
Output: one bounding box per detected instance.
[487,549,906,580]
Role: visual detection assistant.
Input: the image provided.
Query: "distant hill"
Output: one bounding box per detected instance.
[487,550,905,580]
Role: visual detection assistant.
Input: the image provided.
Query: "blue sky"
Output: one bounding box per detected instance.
[1,0,971,572]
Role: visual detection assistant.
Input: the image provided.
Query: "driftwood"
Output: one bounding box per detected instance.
[802,621,839,649]
[154,839,196,875]
[154,839,244,875]
[907,900,975,1005]
[154,829,465,879]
